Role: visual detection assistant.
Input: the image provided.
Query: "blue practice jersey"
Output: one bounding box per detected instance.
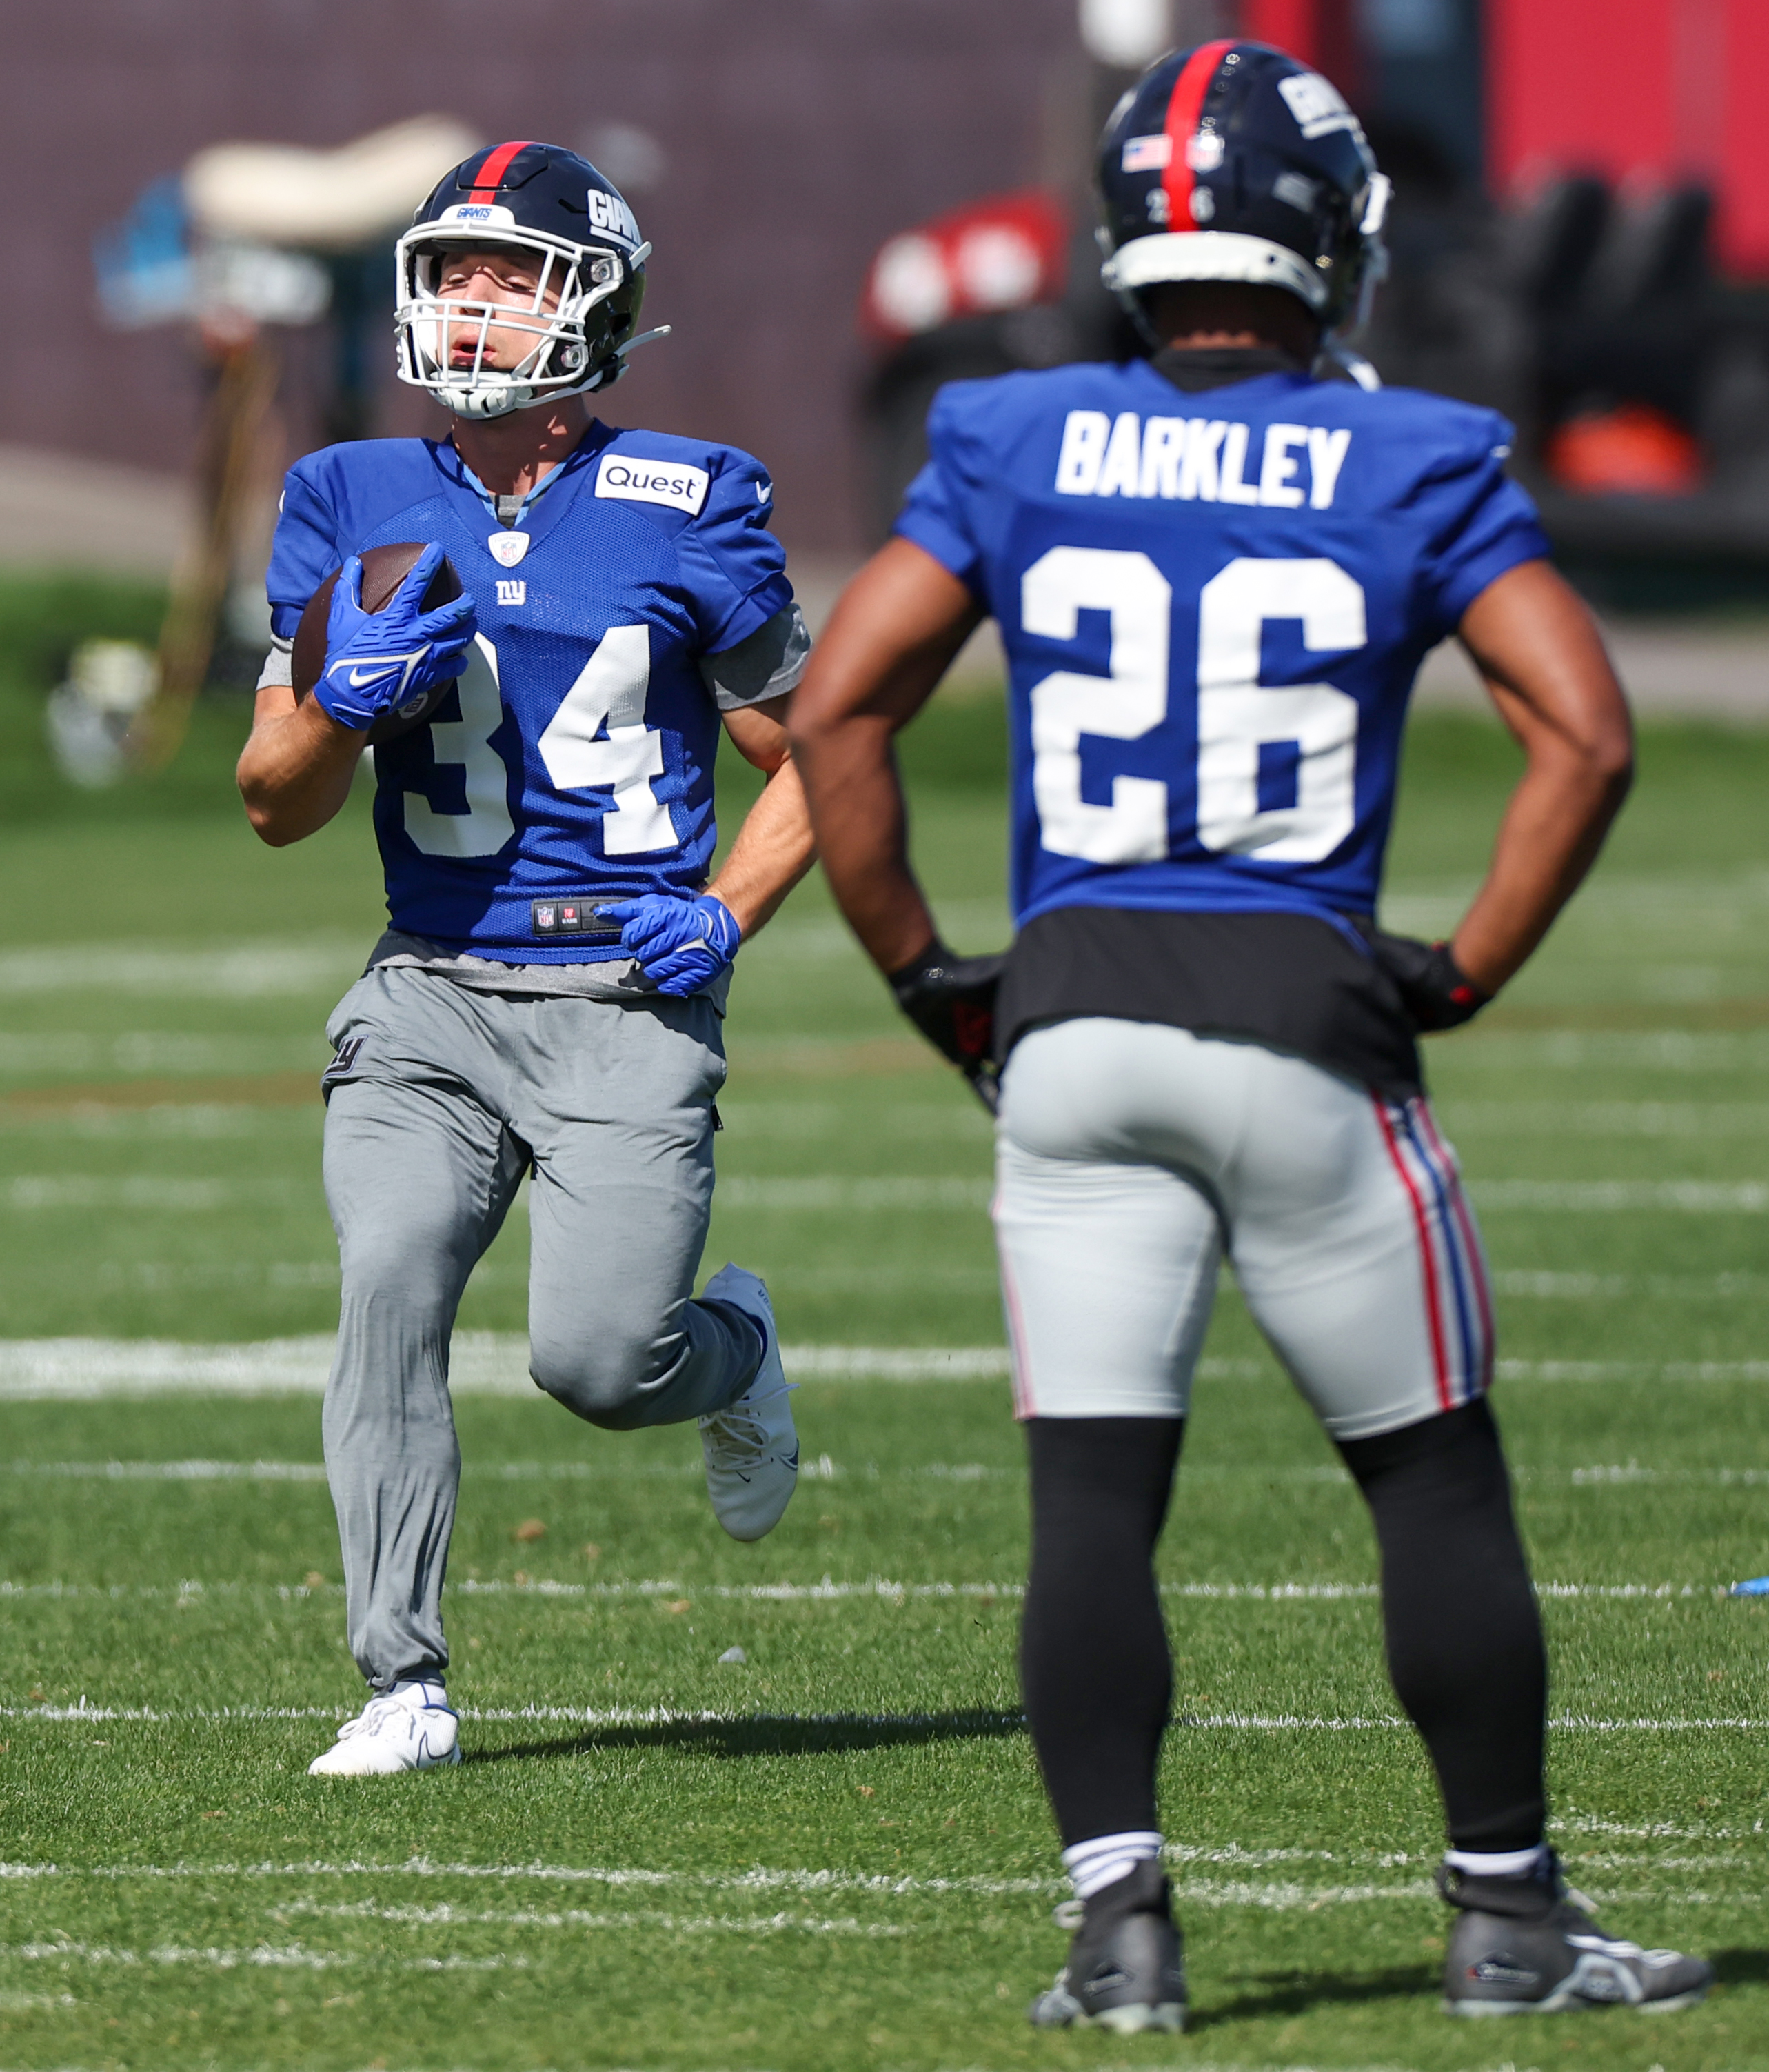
[896,361,1549,932]
[266,425,793,960]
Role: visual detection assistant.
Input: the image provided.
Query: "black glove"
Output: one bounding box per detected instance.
[1366,927,1492,1033]
[888,941,1006,1112]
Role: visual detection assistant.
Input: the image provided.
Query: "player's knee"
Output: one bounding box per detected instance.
[335,1218,465,1318]
[527,1321,669,1430]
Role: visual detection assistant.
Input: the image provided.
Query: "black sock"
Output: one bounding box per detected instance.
[1337,1398,1547,1853]
[1020,1416,1184,1848]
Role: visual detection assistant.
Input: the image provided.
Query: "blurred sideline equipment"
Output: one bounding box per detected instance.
[44,641,159,790]
[185,117,483,252]
[74,117,479,785]
[860,0,1769,582]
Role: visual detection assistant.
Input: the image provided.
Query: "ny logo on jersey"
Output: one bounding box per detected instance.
[496,579,527,607]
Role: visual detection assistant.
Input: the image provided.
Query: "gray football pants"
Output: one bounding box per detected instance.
[993,1019,1494,1440]
[319,967,762,1692]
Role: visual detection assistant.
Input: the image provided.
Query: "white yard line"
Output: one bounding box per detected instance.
[11,1456,1766,1490]
[12,1331,1769,1398]
[1,1178,301,1212]
[0,1575,1728,1608]
[1447,1101,1769,1137]
[0,1701,1754,1731]
[287,1900,904,1936]
[8,1460,332,1482]
[715,1177,991,1211]
[0,1035,321,1075]
[0,1872,1750,1924]
[1450,1032,1769,1069]
[1498,1358,1769,1382]
[1496,1269,1769,1298]
[0,937,365,998]
[0,1336,1035,1398]
[1475,1179,1769,1211]
[0,1940,526,1972]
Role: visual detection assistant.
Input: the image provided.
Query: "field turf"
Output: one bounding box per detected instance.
[0,595,1768,2069]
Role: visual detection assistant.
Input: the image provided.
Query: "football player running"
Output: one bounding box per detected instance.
[238,143,809,1776]
[792,43,1711,2028]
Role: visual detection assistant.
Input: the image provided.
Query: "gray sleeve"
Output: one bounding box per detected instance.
[256,635,294,692]
[698,603,810,711]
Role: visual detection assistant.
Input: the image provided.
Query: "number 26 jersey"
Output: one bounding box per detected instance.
[896,359,1550,932]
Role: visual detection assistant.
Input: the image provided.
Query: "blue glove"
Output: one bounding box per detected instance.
[604,893,742,997]
[315,544,478,731]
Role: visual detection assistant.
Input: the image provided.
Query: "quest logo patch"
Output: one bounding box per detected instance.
[595,452,711,516]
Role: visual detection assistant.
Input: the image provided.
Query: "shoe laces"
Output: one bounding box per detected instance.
[335,1692,414,1742]
[334,1686,445,1742]
[699,1384,795,1468]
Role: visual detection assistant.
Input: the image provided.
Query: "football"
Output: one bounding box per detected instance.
[290,540,465,744]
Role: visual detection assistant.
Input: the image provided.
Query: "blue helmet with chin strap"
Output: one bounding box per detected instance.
[1097,40,1391,341]
[394,141,665,420]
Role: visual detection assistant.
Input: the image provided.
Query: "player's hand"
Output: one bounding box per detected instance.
[1366,927,1492,1032]
[889,941,1005,1112]
[315,544,478,731]
[605,893,742,996]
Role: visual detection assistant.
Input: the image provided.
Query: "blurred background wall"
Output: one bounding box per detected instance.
[8,0,1082,552]
[8,0,1769,651]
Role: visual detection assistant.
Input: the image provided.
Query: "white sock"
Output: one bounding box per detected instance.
[390,1678,447,1708]
[1444,1844,1549,1880]
[1062,1831,1164,1902]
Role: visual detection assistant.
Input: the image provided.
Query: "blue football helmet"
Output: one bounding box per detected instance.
[394,141,660,419]
[1097,40,1391,339]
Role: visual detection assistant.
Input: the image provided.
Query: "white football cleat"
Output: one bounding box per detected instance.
[698,1263,798,1542]
[307,1680,461,1776]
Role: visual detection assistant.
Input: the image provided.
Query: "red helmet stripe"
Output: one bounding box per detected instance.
[1160,40,1236,236]
[467,139,536,204]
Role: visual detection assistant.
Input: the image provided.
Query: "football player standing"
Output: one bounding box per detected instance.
[792,43,1711,2029]
[238,144,808,1775]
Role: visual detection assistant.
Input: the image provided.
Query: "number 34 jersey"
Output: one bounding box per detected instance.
[265,425,793,960]
[897,359,1549,930]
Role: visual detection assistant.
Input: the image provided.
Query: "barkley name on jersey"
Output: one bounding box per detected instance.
[897,359,1549,932]
[267,423,793,960]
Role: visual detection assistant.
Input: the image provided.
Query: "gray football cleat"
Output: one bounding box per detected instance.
[698,1264,798,1541]
[1440,1857,1712,2015]
[1029,1860,1186,2034]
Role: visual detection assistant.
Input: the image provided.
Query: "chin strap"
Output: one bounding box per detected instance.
[583,325,674,394]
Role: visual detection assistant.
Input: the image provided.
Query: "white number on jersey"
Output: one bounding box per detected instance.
[536,624,677,856]
[1196,559,1362,862]
[1021,549,1366,866]
[1022,545,1171,863]
[403,634,516,858]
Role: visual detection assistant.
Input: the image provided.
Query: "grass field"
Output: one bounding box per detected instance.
[1,592,1768,2071]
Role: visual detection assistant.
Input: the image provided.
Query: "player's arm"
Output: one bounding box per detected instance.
[1445,559,1634,994]
[706,694,816,938]
[236,682,366,847]
[787,538,984,970]
[789,540,1006,1107]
